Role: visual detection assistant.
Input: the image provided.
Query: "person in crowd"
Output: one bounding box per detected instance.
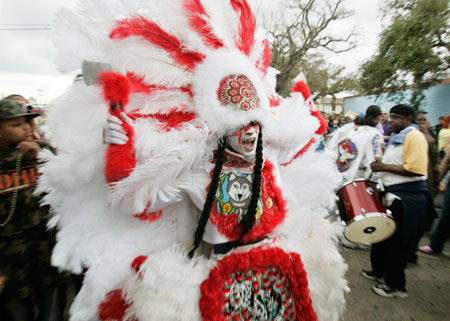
[328,114,338,135]
[438,115,450,159]
[4,94,49,143]
[419,142,450,254]
[417,112,440,197]
[435,116,444,138]
[0,99,73,320]
[325,105,384,249]
[363,104,430,298]
[326,105,384,182]
[381,109,391,142]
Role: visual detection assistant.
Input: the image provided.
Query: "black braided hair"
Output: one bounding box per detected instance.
[188,137,227,258]
[238,126,263,243]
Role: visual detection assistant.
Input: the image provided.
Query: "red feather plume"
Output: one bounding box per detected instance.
[110,16,205,70]
[230,0,256,56]
[98,71,137,184]
[184,0,224,48]
[256,39,271,75]
[291,80,311,100]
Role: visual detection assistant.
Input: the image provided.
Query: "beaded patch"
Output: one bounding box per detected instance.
[222,267,296,320]
[218,74,260,111]
[371,135,385,159]
[209,160,286,243]
[200,248,318,321]
[336,138,358,172]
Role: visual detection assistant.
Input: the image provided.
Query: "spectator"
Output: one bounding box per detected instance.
[419,143,450,254]
[438,115,450,159]
[364,104,431,298]
[0,99,73,320]
[381,109,390,142]
[327,105,384,182]
[435,116,444,137]
[3,94,49,143]
[417,112,440,197]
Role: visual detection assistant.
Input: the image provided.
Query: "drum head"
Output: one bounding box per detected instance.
[344,214,396,244]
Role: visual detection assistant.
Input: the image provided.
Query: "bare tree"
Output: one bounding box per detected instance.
[259,0,357,97]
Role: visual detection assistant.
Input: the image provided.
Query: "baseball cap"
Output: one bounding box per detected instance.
[0,99,40,121]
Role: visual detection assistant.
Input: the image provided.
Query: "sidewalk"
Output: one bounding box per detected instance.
[340,236,450,321]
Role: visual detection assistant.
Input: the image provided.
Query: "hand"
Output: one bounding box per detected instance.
[440,183,447,193]
[16,141,41,158]
[370,161,386,172]
[103,112,133,145]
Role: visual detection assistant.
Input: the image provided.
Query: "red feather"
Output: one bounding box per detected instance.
[131,255,148,274]
[291,80,311,100]
[98,289,131,321]
[184,0,224,48]
[132,108,197,132]
[311,109,328,135]
[98,72,136,184]
[230,0,256,56]
[281,138,316,167]
[110,16,205,70]
[98,71,130,106]
[126,72,193,96]
[256,39,271,75]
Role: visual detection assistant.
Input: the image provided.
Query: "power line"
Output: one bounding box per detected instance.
[0,27,52,31]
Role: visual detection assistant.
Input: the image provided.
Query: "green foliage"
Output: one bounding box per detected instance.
[360,0,450,108]
[301,54,360,101]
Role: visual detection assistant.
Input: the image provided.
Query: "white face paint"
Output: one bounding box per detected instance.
[227,124,260,158]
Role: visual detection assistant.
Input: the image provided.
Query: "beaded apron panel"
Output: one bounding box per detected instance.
[200,248,318,321]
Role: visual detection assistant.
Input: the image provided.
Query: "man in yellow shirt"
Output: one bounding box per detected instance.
[360,104,431,298]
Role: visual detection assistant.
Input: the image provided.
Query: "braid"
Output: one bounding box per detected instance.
[188,137,227,259]
[238,126,263,243]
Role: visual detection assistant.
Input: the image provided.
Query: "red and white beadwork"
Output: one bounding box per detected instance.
[222,267,296,320]
[218,74,260,111]
[200,248,318,321]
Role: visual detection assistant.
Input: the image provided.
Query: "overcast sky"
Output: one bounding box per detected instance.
[0,0,384,103]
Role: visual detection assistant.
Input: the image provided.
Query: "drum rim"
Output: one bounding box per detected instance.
[339,178,378,190]
[345,211,393,223]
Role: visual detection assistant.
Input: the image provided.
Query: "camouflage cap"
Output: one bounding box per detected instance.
[0,99,40,121]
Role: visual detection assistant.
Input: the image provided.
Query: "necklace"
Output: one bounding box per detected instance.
[0,153,23,227]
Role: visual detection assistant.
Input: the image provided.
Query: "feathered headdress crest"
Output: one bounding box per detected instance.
[58,0,273,136]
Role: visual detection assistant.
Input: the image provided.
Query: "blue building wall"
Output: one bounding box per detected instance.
[344,82,450,126]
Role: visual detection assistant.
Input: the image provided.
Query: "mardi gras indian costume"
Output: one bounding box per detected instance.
[36,1,348,320]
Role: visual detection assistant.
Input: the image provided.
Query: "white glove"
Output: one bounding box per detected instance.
[103,112,133,145]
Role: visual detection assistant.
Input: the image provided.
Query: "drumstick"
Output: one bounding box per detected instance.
[369,155,382,180]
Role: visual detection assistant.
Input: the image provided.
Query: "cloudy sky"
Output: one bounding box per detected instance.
[0,0,384,103]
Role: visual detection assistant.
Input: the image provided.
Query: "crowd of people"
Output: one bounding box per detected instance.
[1,1,449,320]
[321,105,450,299]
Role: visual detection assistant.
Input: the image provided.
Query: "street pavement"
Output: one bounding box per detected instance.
[340,235,450,321]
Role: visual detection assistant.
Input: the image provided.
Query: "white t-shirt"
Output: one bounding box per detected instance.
[326,123,384,182]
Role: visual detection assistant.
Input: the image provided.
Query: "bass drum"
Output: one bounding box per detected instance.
[337,179,396,244]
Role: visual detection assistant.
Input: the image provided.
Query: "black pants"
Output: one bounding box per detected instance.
[370,200,408,291]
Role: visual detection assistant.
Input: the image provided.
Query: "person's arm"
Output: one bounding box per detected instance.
[371,162,422,176]
[371,130,427,177]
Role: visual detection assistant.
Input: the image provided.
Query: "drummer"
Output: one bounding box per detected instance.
[365,104,431,299]
[326,105,385,182]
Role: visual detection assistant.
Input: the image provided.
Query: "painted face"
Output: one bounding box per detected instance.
[0,116,33,147]
[227,124,260,158]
